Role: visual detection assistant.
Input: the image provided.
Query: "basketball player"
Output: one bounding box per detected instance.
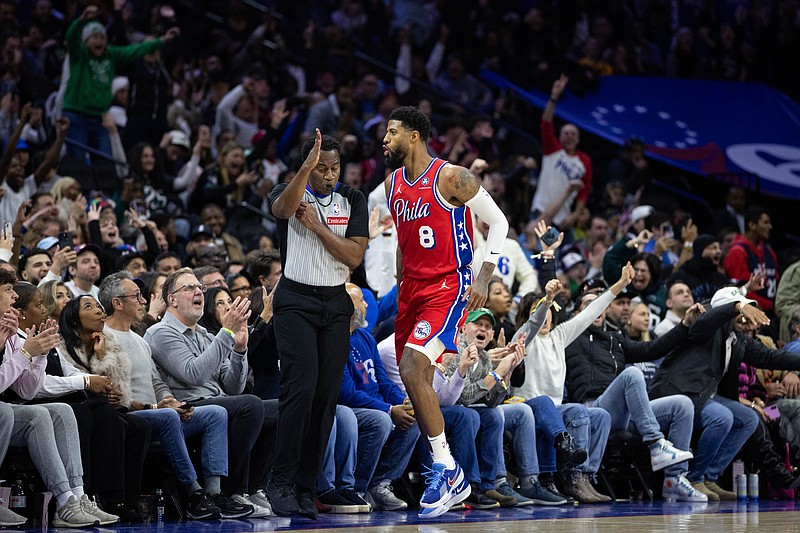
[384,106,509,518]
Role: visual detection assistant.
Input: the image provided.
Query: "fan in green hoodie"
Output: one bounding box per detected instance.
[62,4,179,163]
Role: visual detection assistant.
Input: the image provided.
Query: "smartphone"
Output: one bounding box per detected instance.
[178,403,195,410]
[2,221,11,236]
[58,231,73,251]
[763,404,780,421]
[540,227,560,246]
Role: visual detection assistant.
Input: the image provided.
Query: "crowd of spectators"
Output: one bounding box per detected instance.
[0,0,799,525]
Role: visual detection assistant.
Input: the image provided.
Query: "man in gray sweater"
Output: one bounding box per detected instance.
[145,268,277,517]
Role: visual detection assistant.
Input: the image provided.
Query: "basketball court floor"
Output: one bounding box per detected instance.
[15,500,800,532]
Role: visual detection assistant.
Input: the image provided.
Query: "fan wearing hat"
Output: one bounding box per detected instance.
[62,5,179,164]
[649,287,800,500]
[560,252,587,298]
[668,234,729,303]
[448,298,579,506]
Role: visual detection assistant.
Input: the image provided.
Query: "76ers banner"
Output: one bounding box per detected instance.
[481,70,800,199]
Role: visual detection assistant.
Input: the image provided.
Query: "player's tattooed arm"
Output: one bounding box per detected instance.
[442,165,480,205]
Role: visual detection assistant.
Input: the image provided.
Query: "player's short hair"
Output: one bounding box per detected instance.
[389,106,431,141]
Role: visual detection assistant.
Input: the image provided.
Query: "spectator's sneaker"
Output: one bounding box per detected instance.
[79,495,119,525]
[314,497,332,514]
[247,490,271,512]
[368,481,408,511]
[317,491,360,514]
[516,479,568,506]
[296,490,318,519]
[418,462,471,519]
[0,500,26,526]
[53,495,100,528]
[464,486,500,509]
[703,481,736,501]
[663,475,709,502]
[560,473,600,503]
[340,490,371,513]
[650,438,693,471]
[496,480,533,506]
[265,480,301,516]
[484,488,517,507]
[555,432,588,468]
[236,493,270,518]
[212,493,253,519]
[690,481,719,501]
[186,490,221,520]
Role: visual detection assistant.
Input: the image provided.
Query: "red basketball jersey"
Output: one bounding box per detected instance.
[388,158,474,280]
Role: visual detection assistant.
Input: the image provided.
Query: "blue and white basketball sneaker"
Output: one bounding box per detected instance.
[419,461,471,519]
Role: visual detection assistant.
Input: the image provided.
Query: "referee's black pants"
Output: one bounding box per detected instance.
[271,278,353,490]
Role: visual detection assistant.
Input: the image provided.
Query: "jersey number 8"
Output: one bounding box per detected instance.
[419,226,436,249]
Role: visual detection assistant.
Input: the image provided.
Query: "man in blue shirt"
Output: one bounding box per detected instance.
[339,283,420,511]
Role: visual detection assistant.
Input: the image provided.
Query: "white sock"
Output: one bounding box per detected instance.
[72,486,84,499]
[56,491,74,508]
[427,432,455,469]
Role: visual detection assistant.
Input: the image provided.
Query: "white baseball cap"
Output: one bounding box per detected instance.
[710,286,756,309]
[630,205,654,223]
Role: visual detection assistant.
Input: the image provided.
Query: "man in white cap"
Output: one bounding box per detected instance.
[649,286,800,500]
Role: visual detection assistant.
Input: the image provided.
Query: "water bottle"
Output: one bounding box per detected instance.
[155,489,165,524]
[748,473,759,501]
[9,479,27,518]
[736,474,747,501]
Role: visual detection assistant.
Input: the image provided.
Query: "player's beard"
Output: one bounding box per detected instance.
[384,144,407,169]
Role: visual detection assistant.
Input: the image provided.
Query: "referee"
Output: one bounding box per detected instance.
[266,129,368,518]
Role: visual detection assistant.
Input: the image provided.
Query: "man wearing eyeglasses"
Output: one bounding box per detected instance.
[145,267,277,517]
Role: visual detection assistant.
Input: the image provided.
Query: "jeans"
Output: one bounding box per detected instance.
[10,403,84,499]
[688,396,759,483]
[131,405,228,485]
[317,405,357,495]
[471,406,504,491]
[196,395,277,494]
[497,403,539,476]
[526,396,569,473]
[62,110,112,165]
[646,395,694,477]
[352,408,419,491]
[559,403,611,475]
[592,367,663,442]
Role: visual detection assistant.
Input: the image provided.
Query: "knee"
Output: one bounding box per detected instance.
[706,409,734,432]
[202,404,228,424]
[620,366,644,385]
[741,407,759,432]
[673,395,695,417]
[399,352,427,387]
[593,408,612,427]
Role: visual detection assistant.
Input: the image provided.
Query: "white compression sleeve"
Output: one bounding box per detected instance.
[465,186,508,265]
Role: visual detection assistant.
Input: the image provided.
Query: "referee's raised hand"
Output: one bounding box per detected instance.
[301,128,322,169]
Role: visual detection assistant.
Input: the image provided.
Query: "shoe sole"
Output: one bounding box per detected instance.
[327,504,362,514]
[530,498,568,506]
[52,518,100,528]
[664,495,709,502]
[419,482,472,519]
[187,510,221,520]
[465,501,500,510]
[220,509,255,519]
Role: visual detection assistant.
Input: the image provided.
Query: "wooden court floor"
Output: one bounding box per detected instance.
[16,500,800,532]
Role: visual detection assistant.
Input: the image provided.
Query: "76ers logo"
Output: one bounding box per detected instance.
[413,320,432,340]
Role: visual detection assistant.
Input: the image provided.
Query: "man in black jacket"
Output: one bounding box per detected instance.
[565,289,705,502]
[649,286,800,500]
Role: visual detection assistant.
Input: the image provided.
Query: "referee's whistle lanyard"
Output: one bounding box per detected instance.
[305,184,337,229]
